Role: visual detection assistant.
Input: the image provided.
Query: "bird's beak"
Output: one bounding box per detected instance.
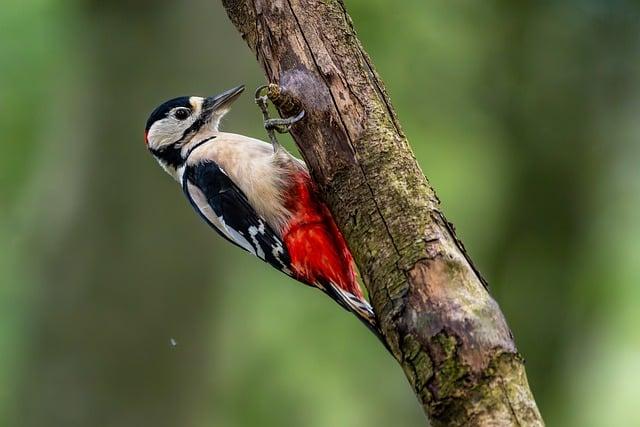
[201,85,245,122]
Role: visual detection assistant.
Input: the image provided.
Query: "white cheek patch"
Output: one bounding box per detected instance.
[147,116,198,150]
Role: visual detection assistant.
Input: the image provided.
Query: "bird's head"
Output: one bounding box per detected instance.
[144,85,245,175]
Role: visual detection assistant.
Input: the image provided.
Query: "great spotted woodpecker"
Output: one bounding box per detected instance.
[144,85,382,339]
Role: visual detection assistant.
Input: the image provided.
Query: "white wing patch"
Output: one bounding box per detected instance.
[272,242,291,275]
[248,221,266,259]
[186,182,256,254]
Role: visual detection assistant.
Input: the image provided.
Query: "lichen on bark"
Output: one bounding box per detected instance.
[221,0,544,425]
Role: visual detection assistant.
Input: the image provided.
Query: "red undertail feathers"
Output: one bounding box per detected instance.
[281,171,362,299]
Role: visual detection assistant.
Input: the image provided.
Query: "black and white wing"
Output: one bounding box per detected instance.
[182,160,389,350]
[182,160,292,275]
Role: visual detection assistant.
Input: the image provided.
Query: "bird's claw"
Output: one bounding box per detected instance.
[254,84,305,153]
[254,85,270,113]
[264,110,305,134]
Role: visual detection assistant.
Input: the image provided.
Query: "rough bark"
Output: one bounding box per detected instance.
[221,0,544,425]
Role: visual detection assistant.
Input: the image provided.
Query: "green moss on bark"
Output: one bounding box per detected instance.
[221,0,544,425]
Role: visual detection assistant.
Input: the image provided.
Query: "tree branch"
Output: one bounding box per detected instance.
[221,0,544,425]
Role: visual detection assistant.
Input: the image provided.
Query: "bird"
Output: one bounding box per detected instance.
[143,85,383,341]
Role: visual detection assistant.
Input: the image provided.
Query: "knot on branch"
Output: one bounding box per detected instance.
[266,83,303,117]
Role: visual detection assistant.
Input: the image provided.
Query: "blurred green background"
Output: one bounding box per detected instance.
[1,0,639,425]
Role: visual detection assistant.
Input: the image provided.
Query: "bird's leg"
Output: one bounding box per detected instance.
[254,85,305,153]
[264,111,306,134]
[254,85,281,153]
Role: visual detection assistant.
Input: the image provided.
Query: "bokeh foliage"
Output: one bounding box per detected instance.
[1,0,639,425]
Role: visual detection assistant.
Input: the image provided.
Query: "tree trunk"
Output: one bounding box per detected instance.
[221,0,544,425]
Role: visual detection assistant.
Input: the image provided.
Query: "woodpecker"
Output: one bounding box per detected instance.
[144,85,382,339]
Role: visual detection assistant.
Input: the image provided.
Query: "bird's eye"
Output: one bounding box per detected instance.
[174,108,191,120]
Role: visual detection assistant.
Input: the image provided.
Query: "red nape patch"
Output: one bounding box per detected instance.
[282,171,362,298]
[144,130,149,145]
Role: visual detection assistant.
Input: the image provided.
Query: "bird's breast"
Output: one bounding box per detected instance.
[187,133,302,233]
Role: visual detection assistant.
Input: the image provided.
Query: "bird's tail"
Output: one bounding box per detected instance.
[318,281,392,354]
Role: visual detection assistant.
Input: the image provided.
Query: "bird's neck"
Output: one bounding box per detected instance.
[150,143,184,174]
[179,130,219,158]
[156,131,220,182]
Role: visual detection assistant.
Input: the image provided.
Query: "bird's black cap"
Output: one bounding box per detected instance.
[145,96,191,132]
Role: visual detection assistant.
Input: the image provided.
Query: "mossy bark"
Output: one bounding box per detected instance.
[221,0,544,425]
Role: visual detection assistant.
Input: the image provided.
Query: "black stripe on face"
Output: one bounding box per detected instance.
[178,114,207,143]
[150,135,217,169]
[149,144,184,168]
[146,96,198,168]
[176,86,245,142]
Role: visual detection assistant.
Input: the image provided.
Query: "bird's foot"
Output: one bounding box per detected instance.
[254,84,305,153]
[264,110,305,134]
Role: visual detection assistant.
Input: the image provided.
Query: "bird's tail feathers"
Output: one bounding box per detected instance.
[318,281,392,354]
